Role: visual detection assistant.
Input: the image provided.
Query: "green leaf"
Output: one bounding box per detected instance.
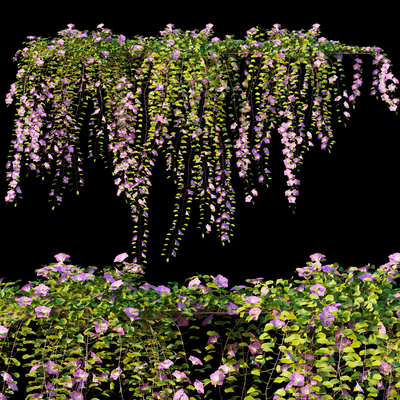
[76,334,85,343]
[274,389,286,397]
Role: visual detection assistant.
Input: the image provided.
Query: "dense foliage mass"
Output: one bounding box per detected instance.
[4,23,399,265]
[1,252,400,400]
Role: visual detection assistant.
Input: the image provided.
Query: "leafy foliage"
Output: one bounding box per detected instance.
[1,252,400,399]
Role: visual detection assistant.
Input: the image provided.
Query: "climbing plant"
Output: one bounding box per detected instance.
[4,22,399,266]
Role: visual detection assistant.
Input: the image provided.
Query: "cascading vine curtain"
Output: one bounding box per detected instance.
[4,23,399,267]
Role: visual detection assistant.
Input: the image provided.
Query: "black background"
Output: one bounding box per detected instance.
[1,3,399,400]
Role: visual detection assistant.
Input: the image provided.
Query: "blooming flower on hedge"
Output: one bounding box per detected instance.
[226,342,239,357]
[110,367,122,380]
[70,369,89,392]
[210,370,226,387]
[114,326,124,336]
[65,358,82,369]
[188,277,201,288]
[172,388,189,400]
[33,283,50,297]
[70,272,95,283]
[44,360,59,374]
[62,391,83,399]
[29,362,41,374]
[270,311,286,328]
[158,359,174,370]
[91,351,103,364]
[93,317,109,333]
[92,372,109,385]
[319,304,341,327]
[213,274,228,288]
[172,369,191,383]
[0,371,17,392]
[379,360,393,374]
[358,272,378,282]
[16,296,33,306]
[123,307,142,320]
[193,379,204,394]
[189,355,203,367]
[110,279,124,290]
[0,326,8,338]
[243,295,262,321]
[248,332,263,355]
[290,371,304,386]
[310,283,326,296]
[35,305,51,318]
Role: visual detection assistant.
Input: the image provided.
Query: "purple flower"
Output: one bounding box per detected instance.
[35,305,51,318]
